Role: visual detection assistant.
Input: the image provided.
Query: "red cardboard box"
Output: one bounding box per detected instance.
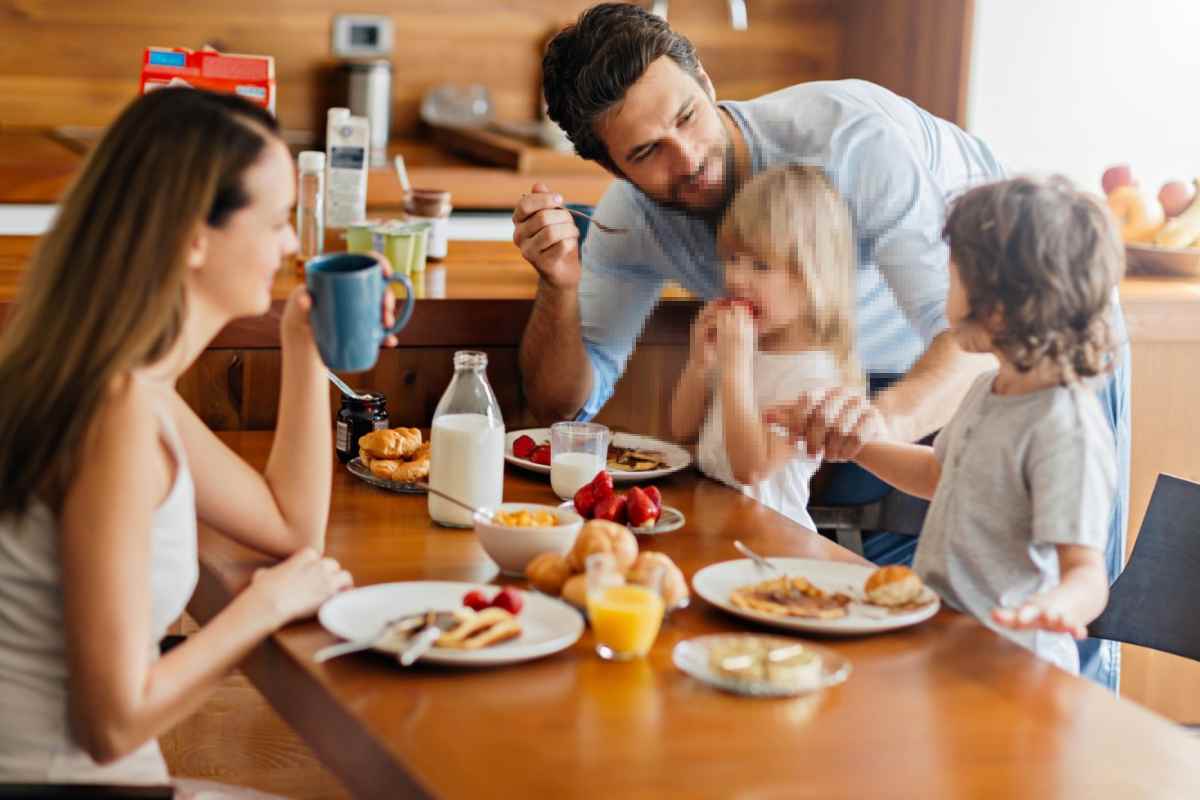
[140,47,276,113]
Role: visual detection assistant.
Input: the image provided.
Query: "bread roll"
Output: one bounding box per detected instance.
[525,552,571,595]
[626,551,689,608]
[864,565,924,607]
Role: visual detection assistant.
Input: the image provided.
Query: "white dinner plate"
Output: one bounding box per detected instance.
[505,428,692,483]
[318,581,584,667]
[691,558,940,636]
[557,500,686,535]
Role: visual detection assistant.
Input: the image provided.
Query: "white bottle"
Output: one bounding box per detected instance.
[428,351,505,527]
[325,108,370,229]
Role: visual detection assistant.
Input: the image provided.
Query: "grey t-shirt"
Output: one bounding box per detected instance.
[913,371,1116,674]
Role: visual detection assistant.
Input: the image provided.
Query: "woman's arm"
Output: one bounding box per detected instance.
[852,441,942,500]
[61,381,350,763]
[173,288,331,557]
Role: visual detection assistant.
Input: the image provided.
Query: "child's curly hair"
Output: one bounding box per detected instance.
[943,175,1125,381]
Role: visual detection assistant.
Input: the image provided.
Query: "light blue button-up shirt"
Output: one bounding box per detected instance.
[575,79,1006,419]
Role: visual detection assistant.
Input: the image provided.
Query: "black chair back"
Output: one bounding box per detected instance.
[1089,473,1200,663]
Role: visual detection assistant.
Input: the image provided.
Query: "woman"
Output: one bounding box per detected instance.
[0,87,386,792]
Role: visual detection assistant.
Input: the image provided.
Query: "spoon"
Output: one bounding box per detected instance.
[393,154,412,195]
[563,206,630,235]
[416,482,494,522]
[326,370,372,401]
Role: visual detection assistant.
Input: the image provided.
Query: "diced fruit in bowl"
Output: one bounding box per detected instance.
[473,503,583,577]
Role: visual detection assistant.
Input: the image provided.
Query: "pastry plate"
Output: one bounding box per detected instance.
[505,429,692,482]
[692,558,940,636]
[318,581,584,667]
[557,500,685,535]
[347,457,427,494]
[673,634,851,697]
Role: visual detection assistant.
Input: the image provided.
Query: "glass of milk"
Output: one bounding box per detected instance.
[428,351,505,527]
[550,421,610,499]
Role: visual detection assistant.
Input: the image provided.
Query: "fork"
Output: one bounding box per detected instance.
[563,206,630,235]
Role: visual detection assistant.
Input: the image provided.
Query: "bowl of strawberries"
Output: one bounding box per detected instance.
[561,470,686,536]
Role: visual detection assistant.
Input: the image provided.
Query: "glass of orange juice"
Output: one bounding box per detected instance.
[586,553,666,660]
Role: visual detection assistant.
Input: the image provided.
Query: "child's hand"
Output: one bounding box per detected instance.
[991,597,1089,640]
[688,301,722,371]
[714,302,755,364]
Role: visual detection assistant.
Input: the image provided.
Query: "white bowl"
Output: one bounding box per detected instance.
[473,503,583,577]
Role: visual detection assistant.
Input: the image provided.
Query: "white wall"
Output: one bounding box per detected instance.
[968,0,1200,197]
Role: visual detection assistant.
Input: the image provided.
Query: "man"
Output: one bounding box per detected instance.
[512,3,1127,691]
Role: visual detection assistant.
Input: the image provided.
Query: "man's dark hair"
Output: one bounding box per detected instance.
[543,2,702,172]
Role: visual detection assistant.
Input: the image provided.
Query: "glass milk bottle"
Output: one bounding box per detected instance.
[428,351,505,527]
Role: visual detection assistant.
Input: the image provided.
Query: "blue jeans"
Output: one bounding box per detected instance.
[838,332,1132,692]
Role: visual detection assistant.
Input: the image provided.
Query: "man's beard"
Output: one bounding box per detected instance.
[625,137,738,224]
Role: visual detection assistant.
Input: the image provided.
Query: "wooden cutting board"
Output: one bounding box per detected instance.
[427,123,605,176]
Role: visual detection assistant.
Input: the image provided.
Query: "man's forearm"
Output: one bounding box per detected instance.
[519,280,593,422]
[874,331,995,443]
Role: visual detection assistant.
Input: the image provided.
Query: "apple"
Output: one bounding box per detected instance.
[1159,180,1194,218]
[1101,164,1134,195]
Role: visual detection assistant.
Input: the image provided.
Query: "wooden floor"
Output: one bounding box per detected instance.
[159,617,350,799]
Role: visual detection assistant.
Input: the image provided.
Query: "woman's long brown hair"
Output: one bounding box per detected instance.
[0,88,279,516]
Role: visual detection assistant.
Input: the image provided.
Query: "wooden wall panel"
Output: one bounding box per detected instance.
[178,342,687,437]
[839,0,974,125]
[0,0,842,135]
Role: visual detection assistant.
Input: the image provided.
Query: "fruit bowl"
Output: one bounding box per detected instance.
[474,503,583,577]
[1125,243,1200,277]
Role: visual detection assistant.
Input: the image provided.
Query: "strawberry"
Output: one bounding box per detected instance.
[593,492,628,524]
[591,470,614,500]
[530,444,552,466]
[512,434,536,459]
[644,486,663,519]
[463,588,491,611]
[626,486,657,528]
[573,483,598,519]
[490,586,523,615]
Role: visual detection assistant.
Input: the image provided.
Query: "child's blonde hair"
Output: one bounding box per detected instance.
[717,164,861,386]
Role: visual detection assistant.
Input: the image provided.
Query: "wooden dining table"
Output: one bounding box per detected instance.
[190,431,1199,799]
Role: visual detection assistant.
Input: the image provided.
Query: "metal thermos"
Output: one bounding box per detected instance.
[344,59,392,168]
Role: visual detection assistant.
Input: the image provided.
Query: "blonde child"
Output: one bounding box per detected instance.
[670,165,860,531]
[851,176,1121,672]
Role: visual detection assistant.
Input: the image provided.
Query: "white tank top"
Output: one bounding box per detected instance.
[0,405,197,783]
[698,349,841,532]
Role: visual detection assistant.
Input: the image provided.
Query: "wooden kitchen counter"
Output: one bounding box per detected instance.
[0,130,612,210]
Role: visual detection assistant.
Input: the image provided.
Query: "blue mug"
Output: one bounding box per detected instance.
[305,253,415,373]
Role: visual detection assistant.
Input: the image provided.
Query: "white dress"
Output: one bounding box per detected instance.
[698,350,841,532]
[0,407,198,784]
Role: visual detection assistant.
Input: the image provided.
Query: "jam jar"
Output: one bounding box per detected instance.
[335,393,389,463]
